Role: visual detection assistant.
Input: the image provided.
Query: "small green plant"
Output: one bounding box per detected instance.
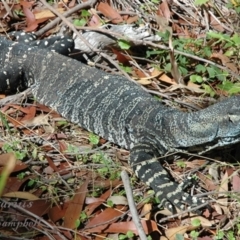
[17,172,26,179]
[175,234,184,240]
[73,9,91,27]
[218,80,240,95]
[215,230,224,240]
[64,143,83,160]
[191,218,201,227]
[194,0,209,5]
[79,211,88,224]
[119,231,135,239]
[89,133,99,145]
[119,64,132,74]
[118,39,131,50]
[227,0,240,13]
[13,9,25,17]
[106,199,114,207]
[176,160,186,168]
[190,230,199,239]
[2,140,28,160]
[91,152,120,179]
[227,230,236,240]
[28,178,37,187]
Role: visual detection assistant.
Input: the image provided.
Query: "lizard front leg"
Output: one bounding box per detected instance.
[130,144,200,212]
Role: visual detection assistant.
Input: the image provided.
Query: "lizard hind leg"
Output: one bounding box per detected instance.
[130,144,201,213]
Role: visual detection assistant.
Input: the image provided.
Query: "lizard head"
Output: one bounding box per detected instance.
[164,95,240,153]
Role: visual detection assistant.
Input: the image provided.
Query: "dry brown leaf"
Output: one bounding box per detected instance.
[137,79,152,85]
[19,106,36,122]
[3,191,39,200]
[46,155,59,172]
[20,0,38,31]
[111,48,131,65]
[158,0,171,22]
[160,237,169,240]
[34,8,65,20]
[48,202,69,223]
[209,14,224,32]
[232,174,240,191]
[212,53,238,73]
[107,196,128,205]
[165,225,197,240]
[89,14,102,27]
[185,159,206,169]
[158,73,177,85]
[187,81,205,93]
[63,179,89,229]
[3,199,51,222]
[214,203,223,215]
[101,220,159,235]
[197,172,217,191]
[141,203,152,220]
[169,83,205,93]
[218,171,229,206]
[3,176,32,194]
[21,114,50,126]
[84,207,125,232]
[126,15,139,24]
[43,166,54,174]
[97,2,123,24]
[86,189,112,216]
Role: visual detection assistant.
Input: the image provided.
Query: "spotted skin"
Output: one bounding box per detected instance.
[8,31,74,56]
[1,34,240,212]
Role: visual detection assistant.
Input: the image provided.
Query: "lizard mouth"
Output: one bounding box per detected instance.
[186,136,240,155]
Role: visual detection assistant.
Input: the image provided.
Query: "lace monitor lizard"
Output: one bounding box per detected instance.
[1,32,240,212]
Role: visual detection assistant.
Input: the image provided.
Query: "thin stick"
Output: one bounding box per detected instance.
[121,170,148,240]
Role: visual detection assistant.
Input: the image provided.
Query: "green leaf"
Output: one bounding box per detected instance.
[231,33,240,45]
[224,49,235,57]
[119,64,132,73]
[118,39,131,50]
[202,84,215,97]
[118,234,127,240]
[107,199,114,207]
[81,9,90,17]
[218,81,240,94]
[126,231,134,238]
[195,64,206,73]
[75,219,80,228]
[179,66,188,75]
[190,75,203,83]
[194,0,209,5]
[89,133,99,145]
[15,151,26,160]
[190,230,199,238]
[146,50,164,58]
[164,63,171,72]
[176,160,186,168]
[206,67,216,78]
[175,234,184,240]
[191,218,201,227]
[28,179,36,187]
[73,18,87,27]
[215,230,224,240]
[202,46,212,57]
[207,32,231,45]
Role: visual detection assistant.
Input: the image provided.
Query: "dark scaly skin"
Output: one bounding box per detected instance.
[1,35,240,211]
